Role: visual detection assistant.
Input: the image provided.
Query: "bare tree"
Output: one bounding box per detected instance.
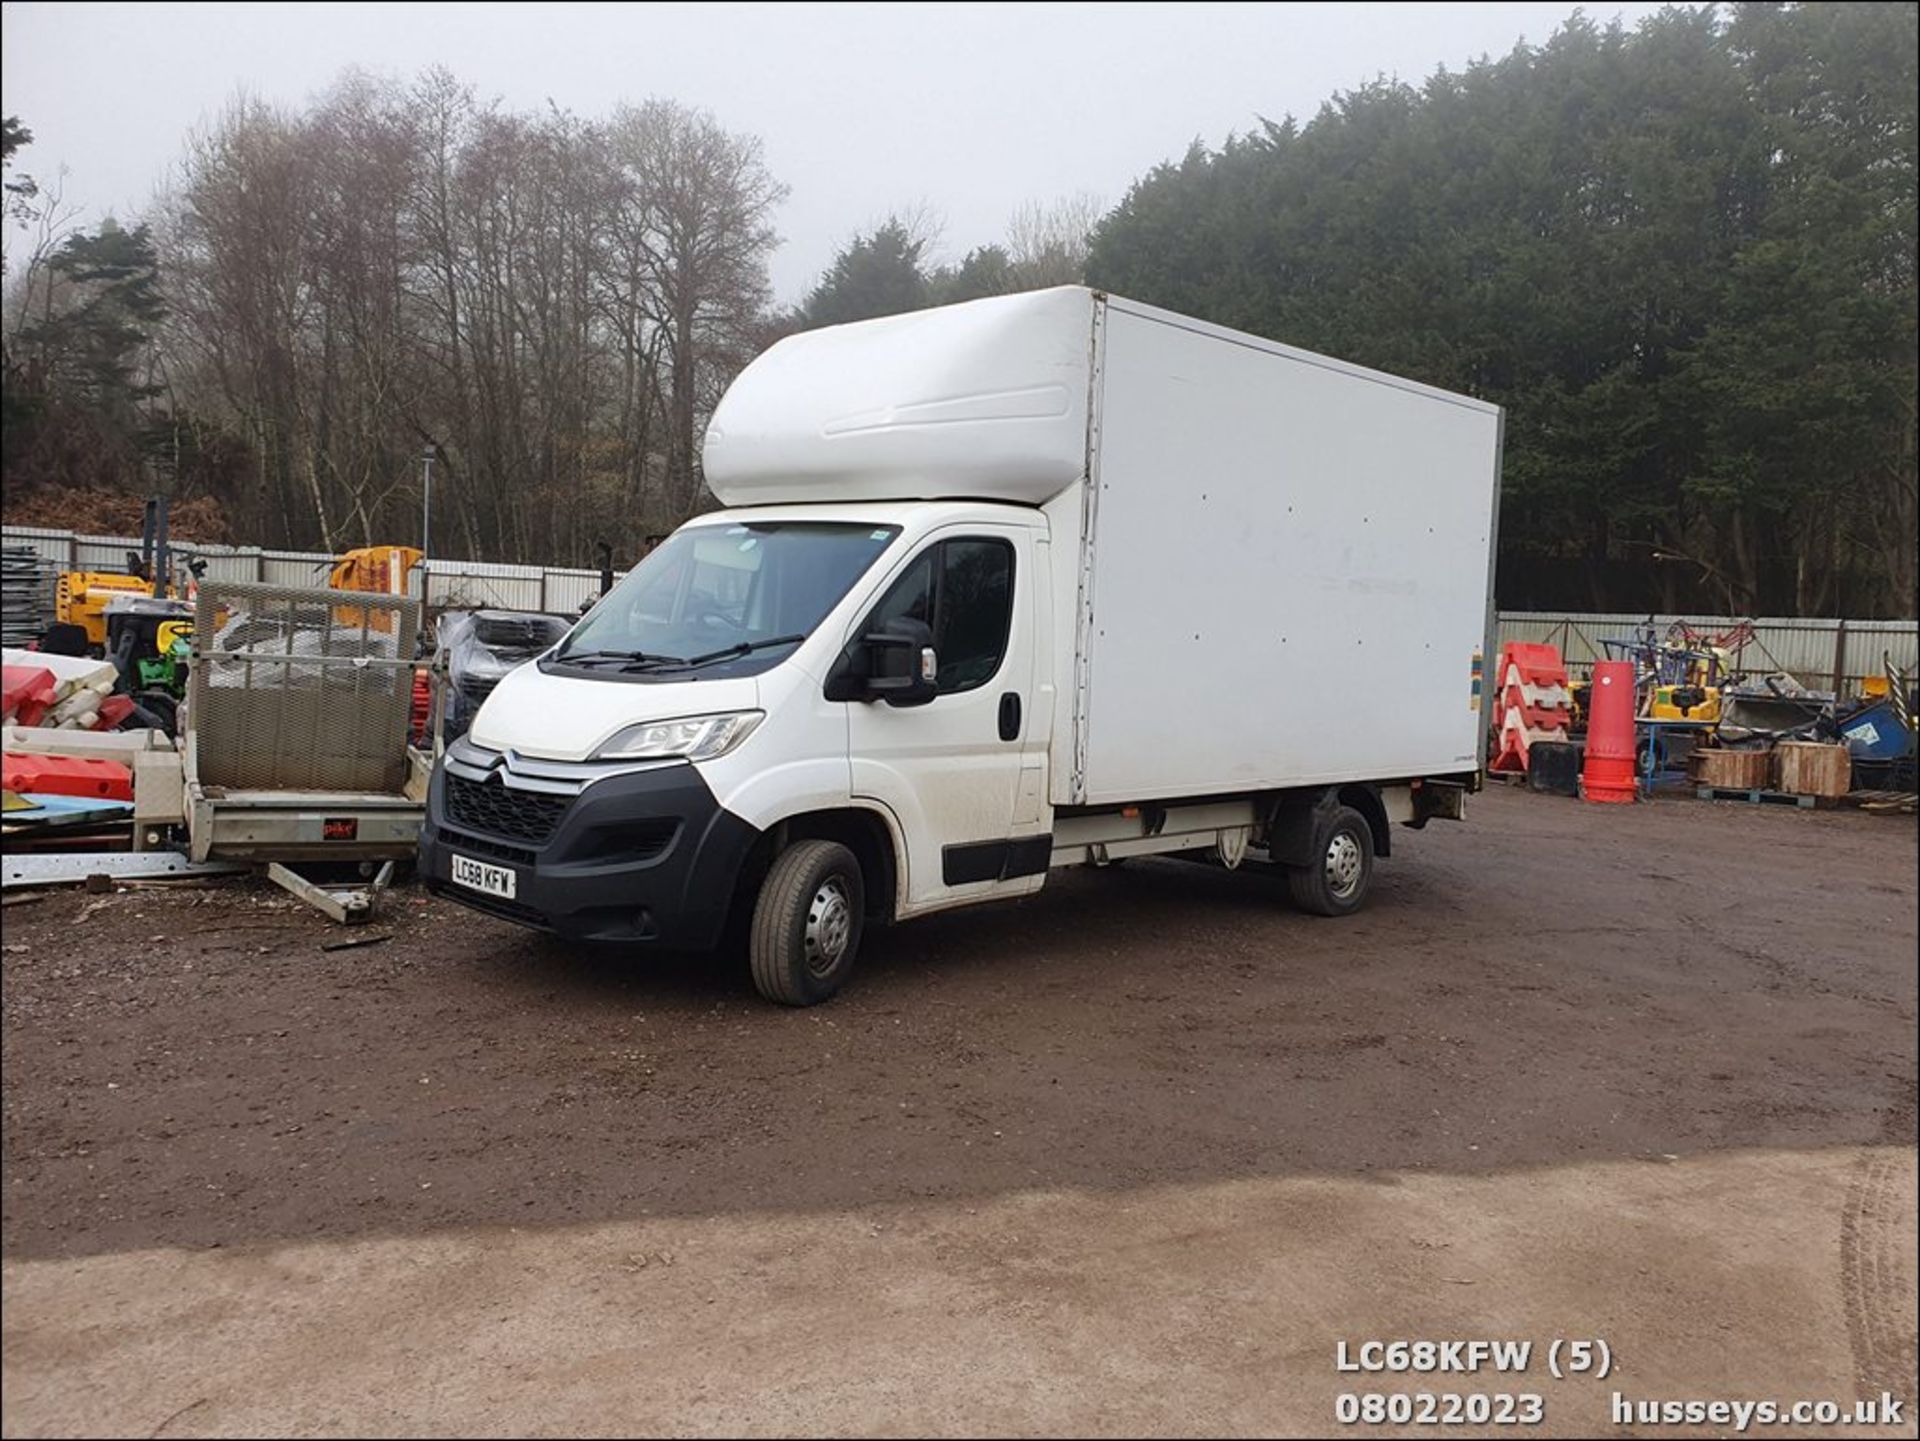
[1006,192,1103,288]
[2,162,81,339]
[164,94,331,546]
[141,72,788,564]
[605,101,786,520]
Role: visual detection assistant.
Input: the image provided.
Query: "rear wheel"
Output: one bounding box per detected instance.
[1285,804,1375,917]
[749,839,865,1005]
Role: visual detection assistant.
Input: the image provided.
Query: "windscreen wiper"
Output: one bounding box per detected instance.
[556,647,690,669]
[684,634,808,667]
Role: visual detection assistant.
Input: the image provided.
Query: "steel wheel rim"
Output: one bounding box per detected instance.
[1324,831,1364,900]
[804,876,853,977]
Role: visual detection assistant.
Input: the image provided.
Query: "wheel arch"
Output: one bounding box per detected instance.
[1334,783,1391,859]
[735,803,905,926]
[1263,783,1391,864]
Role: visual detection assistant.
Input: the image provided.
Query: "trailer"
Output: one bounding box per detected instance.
[186,580,428,920]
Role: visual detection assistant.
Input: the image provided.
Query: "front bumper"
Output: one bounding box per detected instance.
[418,750,759,948]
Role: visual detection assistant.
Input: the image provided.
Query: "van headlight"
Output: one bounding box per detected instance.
[592,711,764,762]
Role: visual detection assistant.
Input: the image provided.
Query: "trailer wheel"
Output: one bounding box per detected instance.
[1286,804,1375,917]
[749,839,866,1005]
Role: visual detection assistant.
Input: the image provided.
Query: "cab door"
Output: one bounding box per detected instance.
[844,524,1047,913]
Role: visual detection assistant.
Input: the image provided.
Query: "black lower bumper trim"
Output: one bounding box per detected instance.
[427,882,550,931]
[419,760,759,948]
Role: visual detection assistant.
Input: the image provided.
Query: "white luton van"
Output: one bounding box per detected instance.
[420,287,1502,1004]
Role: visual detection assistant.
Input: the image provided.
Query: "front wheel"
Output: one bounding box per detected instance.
[1285,804,1375,917]
[749,839,865,1005]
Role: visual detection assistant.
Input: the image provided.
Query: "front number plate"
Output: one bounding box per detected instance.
[451,854,516,900]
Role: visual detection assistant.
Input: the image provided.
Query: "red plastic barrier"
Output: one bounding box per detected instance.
[1580,660,1638,803]
[1,665,58,727]
[91,695,136,731]
[1,752,134,802]
[1488,642,1573,774]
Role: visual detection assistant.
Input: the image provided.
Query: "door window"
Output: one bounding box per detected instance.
[863,538,1014,696]
[934,540,1013,693]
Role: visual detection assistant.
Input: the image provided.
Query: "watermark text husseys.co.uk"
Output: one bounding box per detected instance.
[1613,1392,1905,1432]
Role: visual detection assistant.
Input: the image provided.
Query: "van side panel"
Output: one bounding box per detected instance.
[1073,302,1501,805]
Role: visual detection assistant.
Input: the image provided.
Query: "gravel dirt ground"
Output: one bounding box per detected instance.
[2,785,1915,1437]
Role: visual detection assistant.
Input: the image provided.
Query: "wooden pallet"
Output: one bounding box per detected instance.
[1847,789,1919,815]
[1695,785,1819,809]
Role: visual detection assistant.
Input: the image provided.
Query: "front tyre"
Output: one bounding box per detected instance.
[1285,804,1375,917]
[749,839,865,1005]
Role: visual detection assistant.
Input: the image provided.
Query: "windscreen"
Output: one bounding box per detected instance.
[550,520,899,679]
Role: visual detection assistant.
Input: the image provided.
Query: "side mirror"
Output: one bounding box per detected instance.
[860,619,938,706]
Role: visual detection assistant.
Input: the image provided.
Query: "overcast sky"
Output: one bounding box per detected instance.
[3,1,1665,303]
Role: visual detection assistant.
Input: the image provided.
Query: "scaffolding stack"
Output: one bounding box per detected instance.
[0,545,58,649]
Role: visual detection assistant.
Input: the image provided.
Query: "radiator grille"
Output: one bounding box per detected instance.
[443,772,570,846]
[438,825,538,867]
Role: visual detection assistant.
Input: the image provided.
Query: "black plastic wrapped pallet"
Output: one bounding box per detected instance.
[1527,740,1585,796]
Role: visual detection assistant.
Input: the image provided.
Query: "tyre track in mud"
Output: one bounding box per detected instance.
[1841,1076,1918,1402]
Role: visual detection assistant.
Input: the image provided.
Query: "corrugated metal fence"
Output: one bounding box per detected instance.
[1497,612,1918,691]
[0,525,618,618]
[5,525,1915,689]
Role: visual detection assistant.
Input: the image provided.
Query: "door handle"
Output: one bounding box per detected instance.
[998,692,1022,742]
